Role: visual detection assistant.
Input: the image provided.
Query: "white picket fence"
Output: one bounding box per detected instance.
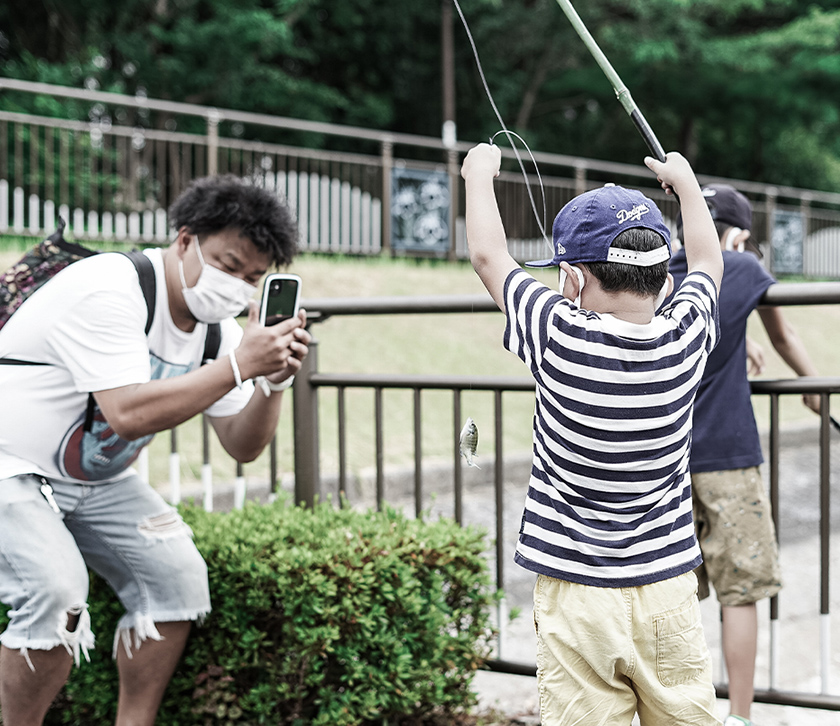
[0,171,382,253]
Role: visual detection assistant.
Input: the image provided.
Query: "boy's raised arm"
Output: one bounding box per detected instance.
[461,143,520,310]
[645,153,723,292]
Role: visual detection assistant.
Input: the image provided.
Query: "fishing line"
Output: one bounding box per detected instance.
[450,0,552,252]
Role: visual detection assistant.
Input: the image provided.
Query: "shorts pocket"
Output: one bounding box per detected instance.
[532,577,542,636]
[653,596,710,687]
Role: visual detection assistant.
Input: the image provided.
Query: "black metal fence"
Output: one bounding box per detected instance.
[80,279,840,712]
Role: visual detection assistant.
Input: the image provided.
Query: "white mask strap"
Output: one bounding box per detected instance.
[178,234,204,291]
[654,277,671,312]
[193,235,207,265]
[559,266,585,307]
[724,227,743,252]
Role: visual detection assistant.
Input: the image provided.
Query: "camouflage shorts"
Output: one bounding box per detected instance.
[692,466,782,607]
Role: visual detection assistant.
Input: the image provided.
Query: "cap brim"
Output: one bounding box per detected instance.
[524,257,557,268]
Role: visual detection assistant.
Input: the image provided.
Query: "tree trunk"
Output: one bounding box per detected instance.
[679,116,698,164]
[515,47,556,131]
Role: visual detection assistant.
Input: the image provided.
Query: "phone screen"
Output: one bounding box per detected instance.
[264,277,299,326]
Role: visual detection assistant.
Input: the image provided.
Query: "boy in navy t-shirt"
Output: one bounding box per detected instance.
[668,184,820,726]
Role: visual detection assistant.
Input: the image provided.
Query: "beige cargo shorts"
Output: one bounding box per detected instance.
[692,466,782,606]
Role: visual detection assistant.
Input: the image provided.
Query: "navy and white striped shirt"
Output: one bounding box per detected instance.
[504,268,719,587]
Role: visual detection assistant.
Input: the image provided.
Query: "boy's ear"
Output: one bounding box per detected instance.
[665,272,674,298]
[559,262,583,301]
[734,228,751,253]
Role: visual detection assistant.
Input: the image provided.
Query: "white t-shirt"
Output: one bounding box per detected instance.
[0,248,253,483]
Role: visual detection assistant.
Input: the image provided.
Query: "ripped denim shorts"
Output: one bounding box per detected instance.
[0,473,210,669]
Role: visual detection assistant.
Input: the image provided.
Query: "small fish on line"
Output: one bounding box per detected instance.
[459,417,480,468]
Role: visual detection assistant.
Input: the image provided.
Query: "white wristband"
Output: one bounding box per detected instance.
[256,375,294,397]
[228,349,243,389]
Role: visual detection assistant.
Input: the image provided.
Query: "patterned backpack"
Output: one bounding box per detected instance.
[0,218,221,431]
[0,218,102,331]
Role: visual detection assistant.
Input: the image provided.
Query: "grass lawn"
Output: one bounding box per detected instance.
[1,235,837,497]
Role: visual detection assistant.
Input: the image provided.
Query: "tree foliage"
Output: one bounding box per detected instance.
[2,0,840,190]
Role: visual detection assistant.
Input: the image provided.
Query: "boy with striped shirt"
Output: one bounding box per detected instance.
[461,145,723,725]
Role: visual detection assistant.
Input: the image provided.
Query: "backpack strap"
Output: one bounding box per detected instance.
[203,322,222,365]
[121,250,156,336]
[81,250,156,432]
[6,247,221,432]
[82,391,98,433]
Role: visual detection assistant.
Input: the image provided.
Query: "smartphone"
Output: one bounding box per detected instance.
[259,273,301,326]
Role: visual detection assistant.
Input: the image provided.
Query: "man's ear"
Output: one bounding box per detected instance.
[173,226,195,261]
[665,272,674,298]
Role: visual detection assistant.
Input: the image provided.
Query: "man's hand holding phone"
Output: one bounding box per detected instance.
[233,273,309,388]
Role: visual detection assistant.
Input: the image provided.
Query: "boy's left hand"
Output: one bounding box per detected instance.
[644,152,698,197]
[461,143,501,182]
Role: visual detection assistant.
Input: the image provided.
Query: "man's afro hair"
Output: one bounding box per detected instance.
[169,175,298,267]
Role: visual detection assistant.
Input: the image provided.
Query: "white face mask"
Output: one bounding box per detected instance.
[558,266,585,307]
[179,236,257,324]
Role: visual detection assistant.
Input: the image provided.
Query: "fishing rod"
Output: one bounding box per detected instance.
[554,0,667,164]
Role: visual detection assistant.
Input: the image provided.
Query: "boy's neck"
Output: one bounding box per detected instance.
[583,287,657,325]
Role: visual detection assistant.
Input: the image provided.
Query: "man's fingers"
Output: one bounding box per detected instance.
[247,300,260,324]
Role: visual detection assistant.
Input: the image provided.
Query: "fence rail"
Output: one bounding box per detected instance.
[3,78,840,276]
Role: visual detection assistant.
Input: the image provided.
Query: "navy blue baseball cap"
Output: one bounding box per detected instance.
[702,184,752,232]
[525,184,671,268]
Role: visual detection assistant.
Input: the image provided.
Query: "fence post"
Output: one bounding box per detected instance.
[765,187,778,274]
[447,148,459,262]
[801,193,812,275]
[381,138,393,255]
[293,336,320,507]
[575,164,587,197]
[206,109,221,177]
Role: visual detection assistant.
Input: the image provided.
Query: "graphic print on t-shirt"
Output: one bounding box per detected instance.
[57,354,192,481]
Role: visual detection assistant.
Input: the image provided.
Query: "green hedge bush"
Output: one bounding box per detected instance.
[0,498,498,725]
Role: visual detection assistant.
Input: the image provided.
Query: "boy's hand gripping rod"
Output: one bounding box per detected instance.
[554,0,667,164]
